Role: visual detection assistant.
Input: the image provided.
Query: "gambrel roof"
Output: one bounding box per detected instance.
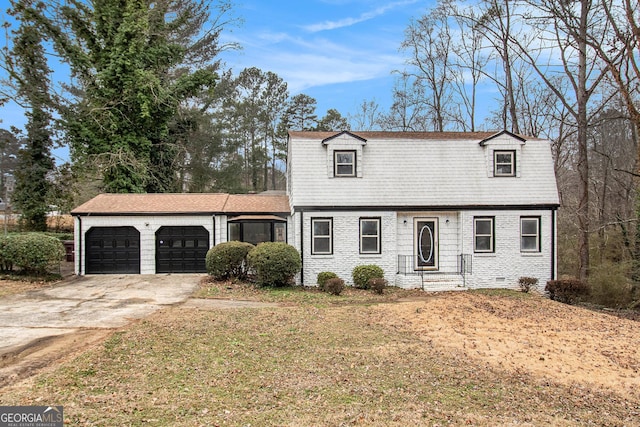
[287,131,559,209]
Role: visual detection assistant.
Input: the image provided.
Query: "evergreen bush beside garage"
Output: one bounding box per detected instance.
[247,242,301,287]
[0,233,65,274]
[206,241,255,280]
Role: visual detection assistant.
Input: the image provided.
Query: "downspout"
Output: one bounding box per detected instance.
[300,209,304,285]
[77,216,82,275]
[551,208,556,280]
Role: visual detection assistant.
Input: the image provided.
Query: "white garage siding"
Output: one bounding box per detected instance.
[75,215,215,275]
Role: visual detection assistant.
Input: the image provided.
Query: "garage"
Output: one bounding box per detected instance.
[156,226,210,273]
[72,193,289,275]
[86,226,141,274]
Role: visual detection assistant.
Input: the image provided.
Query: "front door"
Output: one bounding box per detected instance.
[415,218,438,270]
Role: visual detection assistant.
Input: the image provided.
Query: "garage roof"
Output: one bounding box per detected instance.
[224,193,290,214]
[71,192,291,216]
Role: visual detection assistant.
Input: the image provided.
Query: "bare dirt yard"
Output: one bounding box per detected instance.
[376,291,640,399]
[0,279,639,425]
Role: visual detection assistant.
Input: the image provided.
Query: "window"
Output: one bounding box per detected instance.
[228,220,286,245]
[494,150,515,176]
[334,150,356,177]
[521,217,541,252]
[312,218,332,254]
[360,217,381,254]
[474,217,494,253]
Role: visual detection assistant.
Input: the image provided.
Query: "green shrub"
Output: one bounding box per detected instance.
[588,262,634,309]
[518,276,539,293]
[369,277,387,294]
[352,264,384,289]
[0,235,14,271]
[317,271,338,290]
[1,233,65,274]
[545,278,589,304]
[247,242,301,287]
[324,277,345,295]
[206,241,255,280]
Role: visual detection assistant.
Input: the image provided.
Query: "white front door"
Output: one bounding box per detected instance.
[415,218,439,270]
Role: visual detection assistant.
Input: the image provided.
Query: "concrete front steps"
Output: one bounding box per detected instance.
[421,273,466,292]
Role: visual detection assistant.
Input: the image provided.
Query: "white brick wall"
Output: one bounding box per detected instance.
[291,208,555,290]
[294,211,397,286]
[461,210,554,290]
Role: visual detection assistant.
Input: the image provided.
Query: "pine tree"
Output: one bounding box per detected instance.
[8,0,55,231]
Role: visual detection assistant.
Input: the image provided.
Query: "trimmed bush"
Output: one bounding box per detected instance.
[205,241,255,280]
[0,233,65,274]
[247,242,301,287]
[545,278,589,304]
[352,264,384,289]
[317,271,338,290]
[518,276,539,293]
[324,277,345,295]
[369,277,387,295]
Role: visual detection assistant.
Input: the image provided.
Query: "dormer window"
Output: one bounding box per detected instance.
[334,150,356,177]
[494,150,515,176]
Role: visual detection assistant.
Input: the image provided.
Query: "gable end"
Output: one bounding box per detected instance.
[321,130,368,145]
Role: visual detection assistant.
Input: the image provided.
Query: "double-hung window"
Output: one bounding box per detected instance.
[334,150,356,177]
[311,218,332,255]
[521,217,541,252]
[494,150,515,176]
[360,217,381,254]
[474,217,495,253]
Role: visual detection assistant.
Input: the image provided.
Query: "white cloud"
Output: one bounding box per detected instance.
[302,0,419,32]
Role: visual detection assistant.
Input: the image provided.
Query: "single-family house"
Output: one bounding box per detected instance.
[286,130,559,290]
[71,130,559,291]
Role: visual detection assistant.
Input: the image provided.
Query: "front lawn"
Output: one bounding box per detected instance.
[1,280,638,426]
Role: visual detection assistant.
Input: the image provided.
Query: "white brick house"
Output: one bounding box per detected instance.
[71,130,559,291]
[286,130,559,290]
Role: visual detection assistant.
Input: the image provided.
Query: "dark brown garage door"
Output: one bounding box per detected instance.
[156,226,209,273]
[86,226,141,274]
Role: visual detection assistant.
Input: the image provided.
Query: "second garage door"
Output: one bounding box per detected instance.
[156,226,210,273]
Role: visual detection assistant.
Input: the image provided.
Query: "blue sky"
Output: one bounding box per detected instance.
[219,0,431,118]
[0,0,432,161]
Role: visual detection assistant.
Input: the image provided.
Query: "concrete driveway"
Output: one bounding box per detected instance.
[0,274,201,354]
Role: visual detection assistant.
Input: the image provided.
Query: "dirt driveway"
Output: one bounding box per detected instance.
[0,274,201,387]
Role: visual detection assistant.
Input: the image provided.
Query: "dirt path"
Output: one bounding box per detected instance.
[372,292,640,400]
[0,330,111,389]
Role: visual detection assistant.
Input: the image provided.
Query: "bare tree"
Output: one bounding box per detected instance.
[401,9,454,131]
[379,71,430,131]
[514,0,611,281]
[348,99,382,131]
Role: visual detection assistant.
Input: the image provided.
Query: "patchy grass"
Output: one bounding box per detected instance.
[1,280,638,426]
[195,276,429,306]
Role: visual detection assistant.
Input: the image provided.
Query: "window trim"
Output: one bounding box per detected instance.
[520,216,541,253]
[494,150,516,177]
[359,217,381,254]
[311,217,333,255]
[334,150,356,177]
[474,216,495,253]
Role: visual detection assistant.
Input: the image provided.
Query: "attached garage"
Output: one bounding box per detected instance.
[156,226,209,273]
[71,192,291,275]
[86,226,140,274]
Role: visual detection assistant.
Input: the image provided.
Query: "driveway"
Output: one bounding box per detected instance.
[0,274,201,354]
